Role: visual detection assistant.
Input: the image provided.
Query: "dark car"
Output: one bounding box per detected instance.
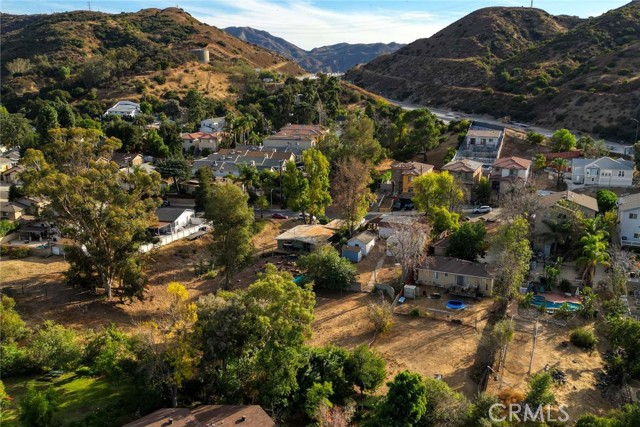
[271,213,289,219]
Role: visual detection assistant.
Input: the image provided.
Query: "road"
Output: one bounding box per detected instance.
[386,98,634,156]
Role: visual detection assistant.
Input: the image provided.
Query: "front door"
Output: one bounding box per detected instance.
[456,275,465,286]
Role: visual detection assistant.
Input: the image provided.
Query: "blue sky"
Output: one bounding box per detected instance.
[1,0,630,49]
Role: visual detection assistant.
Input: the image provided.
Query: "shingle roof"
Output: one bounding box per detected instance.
[276,224,337,246]
[538,190,599,212]
[155,208,192,223]
[619,193,640,212]
[349,231,376,245]
[442,159,483,173]
[492,156,532,170]
[391,162,434,176]
[466,129,502,138]
[0,202,25,213]
[420,256,493,279]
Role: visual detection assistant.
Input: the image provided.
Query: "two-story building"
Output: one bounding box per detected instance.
[263,124,327,151]
[533,190,599,256]
[390,162,434,195]
[441,159,483,185]
[571,157,634,187]
[490,156,532,194]
[454,122,505,165]
[618,193,640,247]
[181,132,225,153]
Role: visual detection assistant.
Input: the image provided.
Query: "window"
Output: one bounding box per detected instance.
[618,170,625,177]
[434,272,439,279]
[630,213,638,219]
[444,273,448,277]
[634,233,640,239]
[509,169,517,176]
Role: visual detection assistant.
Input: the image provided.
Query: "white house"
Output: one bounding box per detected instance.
[200,117,226,133]
[571,157,634,187]
[618,193,640,247]
[342,231,376,262]
[149,207,195,235]
[104,101,141,119]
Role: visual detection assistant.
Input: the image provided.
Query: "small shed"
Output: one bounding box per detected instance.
[341,245,362,263]
[404,285,417,299]
[346,231,376,256]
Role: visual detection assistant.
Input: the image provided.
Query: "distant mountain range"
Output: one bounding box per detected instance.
[345,2,640,141]
[224,26,405,73]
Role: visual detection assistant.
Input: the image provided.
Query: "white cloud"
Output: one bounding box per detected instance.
[188,0,448,50]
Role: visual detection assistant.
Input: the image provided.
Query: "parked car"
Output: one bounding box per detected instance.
[473,206,492,214]
[297,213,317,221]
[392,202,402,211]
[271,213,289,219]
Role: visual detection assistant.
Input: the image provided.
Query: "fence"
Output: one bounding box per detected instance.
[139,224,203,253]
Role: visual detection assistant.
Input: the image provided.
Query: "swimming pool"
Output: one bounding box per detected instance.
[446,300,466,310]
[531,295,582,311]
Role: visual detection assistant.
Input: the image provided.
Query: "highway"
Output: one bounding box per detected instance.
[386,98,634,156]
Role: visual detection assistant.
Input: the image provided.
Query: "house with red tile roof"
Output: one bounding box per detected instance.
[490,156,532,194]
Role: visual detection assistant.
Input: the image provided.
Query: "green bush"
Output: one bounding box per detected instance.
[570,327,598,350]
[0,342,32,376]
[410,308,421,317]
[0,245,31,259]
[153,74,167,85]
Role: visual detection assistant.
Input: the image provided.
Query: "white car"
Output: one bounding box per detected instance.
[297,213,317,222]
[473,206,492,214]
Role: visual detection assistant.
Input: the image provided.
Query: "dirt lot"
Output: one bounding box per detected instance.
[486,308,612,421]
[1,219,298,331]
[500,129,551,160]
[310,292,494,398]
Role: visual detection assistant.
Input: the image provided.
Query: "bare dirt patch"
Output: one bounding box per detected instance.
[500,129,551,160]
[310,292,493,398]
[486,313,612,421]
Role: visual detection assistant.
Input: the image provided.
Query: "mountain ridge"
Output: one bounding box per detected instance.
[346,4,640,141]
[224,26,405,73]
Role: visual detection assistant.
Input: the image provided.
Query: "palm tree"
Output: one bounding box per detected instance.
[550,157,569,189]
[577,232,609,285]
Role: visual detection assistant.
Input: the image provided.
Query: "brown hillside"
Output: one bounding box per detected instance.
[346,3,640,140]
[0,8,303,103]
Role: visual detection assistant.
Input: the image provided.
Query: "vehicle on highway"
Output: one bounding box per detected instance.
[473,206,492,214]
[271,213,288,219]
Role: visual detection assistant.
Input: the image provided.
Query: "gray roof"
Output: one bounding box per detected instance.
[572,157,634,170]
[155,207,193,223]
[349,231,376,245]
[420,256,493,279]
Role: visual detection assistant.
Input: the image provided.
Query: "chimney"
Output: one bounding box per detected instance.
[168,418,174,425]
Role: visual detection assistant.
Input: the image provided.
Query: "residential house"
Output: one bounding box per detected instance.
[149,207,195,235]
[342,231,376,262]
[618,193,640,247]
[571,157,634,187]
[122,405,275,427]
[104,101,141,119]
[110,152,144,169]
[490,156,532,194]
[263,124,327,151]
[415,256,494,296]
[534,190,599,256]
[0,157,15,173]
[368,214,422,239]
[390,162,434,194]
[0,202,25,221]
[193,148,295,180]
[18,221,57,242]
[199,117,226,133]
[441,159,483,185]
[181,131,226,153]
[0,165,24,184]
[454,122,505,165]
[275,222,343,252]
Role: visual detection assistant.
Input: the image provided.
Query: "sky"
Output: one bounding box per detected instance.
[0,0,631,49]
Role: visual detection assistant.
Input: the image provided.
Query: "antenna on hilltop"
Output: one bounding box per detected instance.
[88,1,91,10]
[530,0,534,7]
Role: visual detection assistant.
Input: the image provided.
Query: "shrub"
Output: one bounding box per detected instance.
[367,299,393,333]
[28,320,83,371]
[75,366,93,376]
[498,388,525,405]
[558,278,573,293]
[554,303,574,320]
[570,327,597,349]
[409,308,420,317]
[524,372,555,406]
[0,342,31,376]
[0,246,31,259]
[153,74,167,85]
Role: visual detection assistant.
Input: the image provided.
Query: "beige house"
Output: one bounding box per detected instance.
[390,161,434,194]
[415,256,494,296]
[0,202,25,221]
[263,124,327,150]
[533,190,598,256]
[441,159,483,185]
